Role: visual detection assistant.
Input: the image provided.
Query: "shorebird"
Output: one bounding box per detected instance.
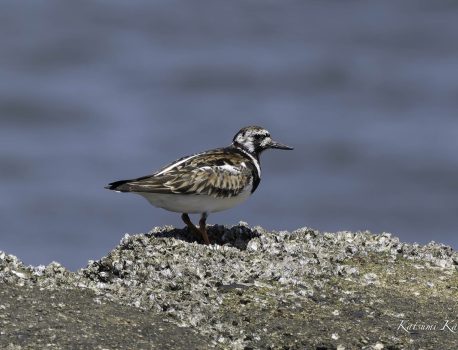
[105,126,293,244]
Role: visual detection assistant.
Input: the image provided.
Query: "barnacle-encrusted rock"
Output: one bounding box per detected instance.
[1,224,458,349]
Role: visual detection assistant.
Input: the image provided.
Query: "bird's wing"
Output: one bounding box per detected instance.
[108,149,253,198]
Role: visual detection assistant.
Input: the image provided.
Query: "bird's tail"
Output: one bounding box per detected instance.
[105,179,131,192]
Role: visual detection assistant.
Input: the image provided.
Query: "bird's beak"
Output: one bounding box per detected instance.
[268,139,294,150]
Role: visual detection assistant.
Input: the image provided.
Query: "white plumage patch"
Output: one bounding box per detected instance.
[236,147,261,178]
[154,152,203,176]
[137,185,252,213]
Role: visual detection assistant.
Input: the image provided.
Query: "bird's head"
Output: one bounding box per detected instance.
[232,126,293,156]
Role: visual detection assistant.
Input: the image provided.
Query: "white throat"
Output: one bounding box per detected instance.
[234,144,261,178]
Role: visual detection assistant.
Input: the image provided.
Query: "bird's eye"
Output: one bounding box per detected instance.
[254,134,262,140]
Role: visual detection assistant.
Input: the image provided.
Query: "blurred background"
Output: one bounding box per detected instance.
[1,0,457,270]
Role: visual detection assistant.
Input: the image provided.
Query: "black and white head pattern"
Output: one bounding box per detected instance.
[232,126,273,155]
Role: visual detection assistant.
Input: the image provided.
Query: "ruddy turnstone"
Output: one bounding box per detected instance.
[105,126,293,244]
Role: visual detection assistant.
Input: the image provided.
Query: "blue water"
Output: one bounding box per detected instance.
[1,0,457,270]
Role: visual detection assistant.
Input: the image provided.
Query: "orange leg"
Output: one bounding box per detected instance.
[199,212,210,245]
[181,213,210,245]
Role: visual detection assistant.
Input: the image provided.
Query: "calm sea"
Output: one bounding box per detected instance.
[1,0,457,270]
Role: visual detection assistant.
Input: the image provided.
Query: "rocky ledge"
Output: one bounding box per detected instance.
[1,224,458,349]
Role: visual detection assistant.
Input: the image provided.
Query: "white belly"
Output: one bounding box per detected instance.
[136,189,252,214]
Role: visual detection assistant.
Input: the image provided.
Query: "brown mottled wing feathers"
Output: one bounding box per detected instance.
[113,148,253,198]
